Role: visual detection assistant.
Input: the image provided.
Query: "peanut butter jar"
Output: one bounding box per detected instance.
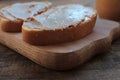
[96,0,120,21]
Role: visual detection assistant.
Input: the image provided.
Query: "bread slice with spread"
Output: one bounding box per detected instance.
[22,4,97,45]
[0,2,52,32]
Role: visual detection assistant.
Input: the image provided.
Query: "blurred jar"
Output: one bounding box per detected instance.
[96,0,120,21]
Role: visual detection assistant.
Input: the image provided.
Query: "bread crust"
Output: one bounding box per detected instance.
[0,19,23,32]
[22,14,97,45]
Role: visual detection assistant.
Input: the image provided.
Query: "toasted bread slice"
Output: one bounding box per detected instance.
[22,4,97,45]
[0,2,52,32]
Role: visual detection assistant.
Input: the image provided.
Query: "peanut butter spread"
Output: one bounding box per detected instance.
[24,4,96,30]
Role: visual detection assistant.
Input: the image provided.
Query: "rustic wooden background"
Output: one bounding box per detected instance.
[0,0,120,80]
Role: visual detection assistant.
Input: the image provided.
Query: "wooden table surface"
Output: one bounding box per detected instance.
[0,0,120,80]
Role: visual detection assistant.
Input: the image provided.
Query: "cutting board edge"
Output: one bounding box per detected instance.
[0,19,120,70]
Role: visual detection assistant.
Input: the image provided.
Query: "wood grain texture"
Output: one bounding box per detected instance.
[0,19,119,70]
[0,0,120,80]
[0,0,96,70]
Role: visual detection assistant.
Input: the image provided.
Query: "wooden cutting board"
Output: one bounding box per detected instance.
[0,18,120,70]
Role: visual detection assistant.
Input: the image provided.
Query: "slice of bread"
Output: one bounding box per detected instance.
[0,2,52,32]
[22,4,97,45]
